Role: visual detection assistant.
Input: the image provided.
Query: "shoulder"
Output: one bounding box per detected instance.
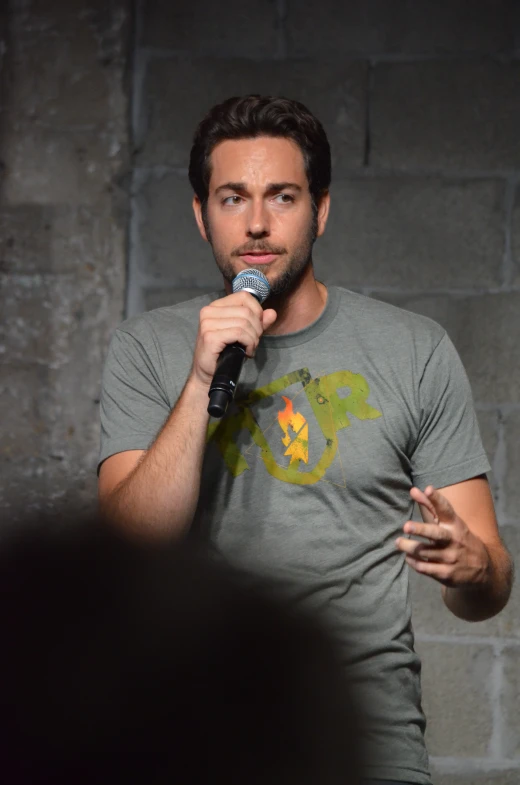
[114,291,224,347]
[332,286,447,355]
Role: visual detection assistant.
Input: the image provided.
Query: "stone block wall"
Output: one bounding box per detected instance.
[1,0,519,781]
[0,0,131,515]
[129,1,520,782]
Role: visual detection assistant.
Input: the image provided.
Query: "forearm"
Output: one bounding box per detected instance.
[442,541,513,622]
[101,375,210,540]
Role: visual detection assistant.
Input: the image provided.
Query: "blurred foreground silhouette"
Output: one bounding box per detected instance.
[0,509,362,785]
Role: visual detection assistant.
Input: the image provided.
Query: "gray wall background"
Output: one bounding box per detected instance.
[1,1,520,782]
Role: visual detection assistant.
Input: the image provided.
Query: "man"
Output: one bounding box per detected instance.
[98,95,513,785]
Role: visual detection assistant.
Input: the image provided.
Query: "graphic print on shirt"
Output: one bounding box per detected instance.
[207,367,382,486]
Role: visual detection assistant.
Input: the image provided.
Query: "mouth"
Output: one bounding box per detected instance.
[239,253,280,265]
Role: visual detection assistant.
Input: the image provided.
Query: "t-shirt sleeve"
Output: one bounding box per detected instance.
[410,332,490,489]
[98,327,173,472]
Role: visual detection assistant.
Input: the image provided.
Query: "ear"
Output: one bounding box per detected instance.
[316,191,331,238]
[192,195,209,242]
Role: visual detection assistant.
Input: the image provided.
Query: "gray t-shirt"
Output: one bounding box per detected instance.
[99,285,490,785]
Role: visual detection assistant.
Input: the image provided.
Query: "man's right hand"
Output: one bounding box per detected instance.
[190,291,277,389]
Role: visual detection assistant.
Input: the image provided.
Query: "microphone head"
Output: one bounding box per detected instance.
[232,268,270,304]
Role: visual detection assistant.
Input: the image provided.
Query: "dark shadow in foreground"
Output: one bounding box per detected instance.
[0,508,363,785]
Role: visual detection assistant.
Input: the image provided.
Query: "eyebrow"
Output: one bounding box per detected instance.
[214,181,303,195]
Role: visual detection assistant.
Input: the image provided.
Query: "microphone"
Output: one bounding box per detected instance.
[207,268,271,418]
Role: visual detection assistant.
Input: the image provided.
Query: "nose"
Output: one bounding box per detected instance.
[246,198,270,239]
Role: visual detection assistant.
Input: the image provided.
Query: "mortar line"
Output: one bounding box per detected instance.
[415,633,520,646]
[140,46,286,62]
[475,403,520,415]
[134,164,520,180]
[362,63,374,167]
[133,165,189,180]
[430,755,520,772]
[126,0,147,319]
[513,0,520,53]
[139,48,518,65]
[275,0,288,60]
[493,408,508,522]
[333,168,520,180]
[488,643,505,758]
[358,285,519,296]
[502,176,518,288]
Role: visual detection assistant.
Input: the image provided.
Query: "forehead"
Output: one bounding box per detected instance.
[209,136,307,189]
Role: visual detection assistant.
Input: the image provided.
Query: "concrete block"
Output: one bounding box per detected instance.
[140,0,278,56]
[0,458,98,523]
[372,62,520,171]
[503,410,520,523]
[430,766,520,785]
[286,0,514,57]
[8,14,114,129]
[0,364,52,461]
[512,183,520,287]
[0,274,116,369]
[132,171,222,288]
[415,639,494,756]
[502,644,520,758]
[315,178,504,289]
[144,286,219,312]
[2,3,130,204]
[0,206,53,275]
[371,293,520,405]
[476,409,499,503]
[0,203,125,276]
[136,58,366,172]
[2,123,118,205]
[411,525,520,640]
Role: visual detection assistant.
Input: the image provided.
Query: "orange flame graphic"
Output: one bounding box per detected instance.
[277,396,309,465]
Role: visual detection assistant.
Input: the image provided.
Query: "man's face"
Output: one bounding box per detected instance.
[193,136,329,297]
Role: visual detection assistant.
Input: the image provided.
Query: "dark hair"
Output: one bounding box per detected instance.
[189,95,331,209]
[0,507,363,785]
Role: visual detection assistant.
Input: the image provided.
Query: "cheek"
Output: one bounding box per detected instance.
[206,212,242,248]
[275,211,313,244]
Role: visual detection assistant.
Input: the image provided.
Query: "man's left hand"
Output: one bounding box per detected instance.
[395,485,491,588]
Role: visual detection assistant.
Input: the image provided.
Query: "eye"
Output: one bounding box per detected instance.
[274,193,294,204]
[222,195,243,206]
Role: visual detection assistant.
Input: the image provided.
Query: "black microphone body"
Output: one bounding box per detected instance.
[207,342,247,418]
[207,269,270,418]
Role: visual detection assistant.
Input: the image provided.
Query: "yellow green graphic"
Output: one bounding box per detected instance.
[207,367,382,486]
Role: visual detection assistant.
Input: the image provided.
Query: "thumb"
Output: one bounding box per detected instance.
[425,486,456,522]
[262,308,277,330]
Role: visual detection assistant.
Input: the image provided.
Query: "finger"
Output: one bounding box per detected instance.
[405,555,451,583]
[396,537,451,562]
[262,308,277,330]
[402,521,453,545]
[202,304,263,330]
[200,325,260,357]
[201,314,263,338]
[410,486,438,522]
[212,291,264,317]
[425,486,457,523]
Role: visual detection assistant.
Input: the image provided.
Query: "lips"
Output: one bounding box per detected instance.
[239,253,280,264]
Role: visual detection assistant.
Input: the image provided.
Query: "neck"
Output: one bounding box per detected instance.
[263,264,327,336]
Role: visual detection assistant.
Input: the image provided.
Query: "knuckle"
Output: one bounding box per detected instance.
[239,327,251,344]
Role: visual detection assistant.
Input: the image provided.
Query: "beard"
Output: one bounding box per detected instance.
[203,207,318,299]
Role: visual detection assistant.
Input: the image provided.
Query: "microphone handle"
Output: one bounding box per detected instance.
[207,342,247,418]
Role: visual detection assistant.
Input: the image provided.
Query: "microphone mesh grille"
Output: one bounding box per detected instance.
[232,269,270,303]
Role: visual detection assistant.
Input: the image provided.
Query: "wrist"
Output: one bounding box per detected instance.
[185,370,212,401]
